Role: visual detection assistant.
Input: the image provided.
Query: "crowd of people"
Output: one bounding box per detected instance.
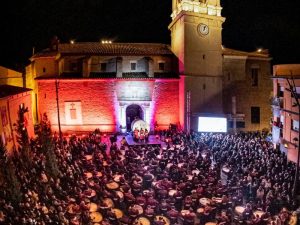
[0,129,299,225]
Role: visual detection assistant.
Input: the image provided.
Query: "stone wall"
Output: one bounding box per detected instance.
[223,57,272,131]
[38,79,180,134]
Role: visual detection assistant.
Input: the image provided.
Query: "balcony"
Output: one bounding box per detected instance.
[272,121,283,129]
[271,97,283,108]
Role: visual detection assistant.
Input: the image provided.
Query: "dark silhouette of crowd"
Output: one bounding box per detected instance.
[0,129,299,225]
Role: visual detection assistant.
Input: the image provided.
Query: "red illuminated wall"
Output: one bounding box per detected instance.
[152,80,179,129]
[38,79,179,134]
[38,80,117,133]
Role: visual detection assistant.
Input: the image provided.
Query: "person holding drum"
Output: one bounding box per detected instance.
[145,128,149,142]
[134,127,139,142]
[140,128,145,142]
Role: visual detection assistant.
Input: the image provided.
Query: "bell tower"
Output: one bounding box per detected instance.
[169,0,226,131]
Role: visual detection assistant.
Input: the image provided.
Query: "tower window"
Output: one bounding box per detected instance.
[70,103,77,120]
[158,62,165,71]
[131,62,137,71]
[100,63,107,72]
[251,106,260,124]
[251,68,259,86]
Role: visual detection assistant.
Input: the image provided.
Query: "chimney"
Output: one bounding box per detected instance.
[50,36,60,51]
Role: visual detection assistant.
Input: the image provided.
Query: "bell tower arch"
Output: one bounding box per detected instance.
[169,0,225,131]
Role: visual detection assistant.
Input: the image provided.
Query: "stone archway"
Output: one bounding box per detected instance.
[126,104,144,131]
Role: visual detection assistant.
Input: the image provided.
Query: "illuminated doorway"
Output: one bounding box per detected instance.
[126,104,144,131]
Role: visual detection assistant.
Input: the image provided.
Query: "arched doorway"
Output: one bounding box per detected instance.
[126,104,144,131]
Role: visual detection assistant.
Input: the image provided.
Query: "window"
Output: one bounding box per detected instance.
[65,101,82,125]
[43,67,46,73]
[251,107,260,124]
[70,103,77,120]
[158,62,165,71]
[131,62,137,71]
[70,62,78,71]
[100,63,107,72]
[292,120,299,131]
[251,68,259,86]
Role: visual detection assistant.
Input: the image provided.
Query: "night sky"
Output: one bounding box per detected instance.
[1,0,300,70]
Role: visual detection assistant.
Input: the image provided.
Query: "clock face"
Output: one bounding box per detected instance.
[198,23,209,36]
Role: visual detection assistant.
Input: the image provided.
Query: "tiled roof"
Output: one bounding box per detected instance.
[59,43,173,55]
[122,72,148,78]
[222,47,270,58]
[90,72,116,78]
[0,85,32,98]
[30,50,57,59]
[32,43,173,59]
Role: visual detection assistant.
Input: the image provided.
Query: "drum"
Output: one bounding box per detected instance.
[130,205,143,215]
[181,210,190,216]
[106,182,119,190]
[84,172,93,179]
[85,155,93,160]
[168,189,177,197]
[178,163,185,168]
[222,167,230,173]
[154,215,170,225]
[134,217,150,225]
[253,210,265,218]
[95,171,102,177]
[166,163,173,169]
[84,189,96,198]
[90,212,103,223]
[113,175,123,182]
[235,206,245,215]
[212,197,222,203]
[199,198,211,206]
[89,202,98,212]
[192,170,200,175]
[67,204,77,214]
[115,191,124,200]
[102,198,114,208]
[112,208,123,219]
[197,208,204,213]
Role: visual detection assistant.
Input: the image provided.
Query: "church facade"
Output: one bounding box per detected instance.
[26,0,272,134]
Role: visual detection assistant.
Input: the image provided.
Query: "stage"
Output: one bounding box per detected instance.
[116,134,166,147]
